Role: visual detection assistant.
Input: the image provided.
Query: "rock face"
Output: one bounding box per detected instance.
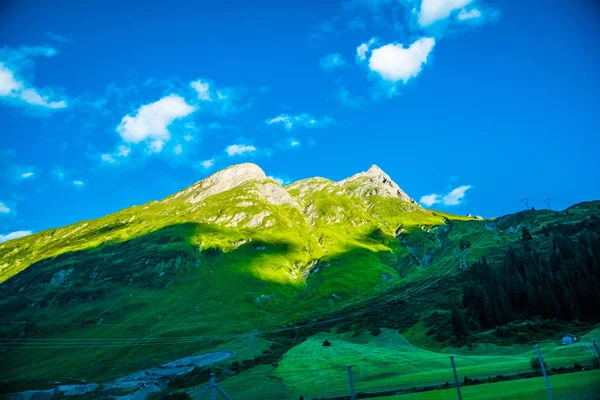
[339,164,416,204]
[168,163,267,204]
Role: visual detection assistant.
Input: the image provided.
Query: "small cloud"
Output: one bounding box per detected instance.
[200,159,215,169]
[173,144,183,155]
[101,144,130,164]
[368,37,435,84]
[290,138,301,147]
[72,180,85,187]
[44,31,71,43]
[116,94,195,152]
[184,134,194,142]
[0,201,10,214]
[266,113,335,131]
[458,7,482,21]
[420,194,441,207]
[334,85,364,108]
[442,185,471,205]
[319,53,348,72]
[21,171,35,178]
[420,185,472,207]
[0,230,32,243]
[226,144,256,156]
[190,79,211,101]
[418,0,471,27]
[356,37,378,62]
[268,176,286,185]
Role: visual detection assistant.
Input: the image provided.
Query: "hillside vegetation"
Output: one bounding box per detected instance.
[1,163,599,396]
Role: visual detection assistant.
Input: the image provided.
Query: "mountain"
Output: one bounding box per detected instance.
[1,163,599,395]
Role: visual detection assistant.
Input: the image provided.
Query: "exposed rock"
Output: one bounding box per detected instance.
[245,211,270,227]
[338,164,417,204]
[168,163,267,204]
[252,182,300,208]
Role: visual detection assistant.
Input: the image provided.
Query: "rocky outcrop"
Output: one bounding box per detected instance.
[338,164,417,204]
[167,163,267,204]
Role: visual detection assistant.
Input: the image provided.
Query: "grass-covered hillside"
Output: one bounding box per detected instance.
[1,163,599,395]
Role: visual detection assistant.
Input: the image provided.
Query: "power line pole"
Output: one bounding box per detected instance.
[450,355,462,400]
[543,198,551,209]
[196,373,233,400]
[535,344,555,400]
[520,197,529,209]
[346,364,356,400]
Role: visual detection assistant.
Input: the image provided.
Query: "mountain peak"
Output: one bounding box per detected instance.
[340,165,417,204]
[168,163,267,203]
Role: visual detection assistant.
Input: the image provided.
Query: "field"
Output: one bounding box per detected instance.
[384,370,600,400]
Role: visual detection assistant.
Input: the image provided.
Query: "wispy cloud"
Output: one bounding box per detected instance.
[418,0,472,27]
[44,32,71,43]
[319,53,348,72]
[21,171,35,179]
[0,201,10,214]
[225,144,256,156]
[0,230,32,243]
[200,159,215,169]
[188,78,247,115]
[420,185,472,207]
[266,113,335,131]
[72,180,86,188]
[0,45,68,110]
[334,85,364,108]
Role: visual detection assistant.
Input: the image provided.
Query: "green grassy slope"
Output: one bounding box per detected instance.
[0,163,599,395]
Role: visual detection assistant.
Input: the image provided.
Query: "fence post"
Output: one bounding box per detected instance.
[535,344,555,400]
[449,355,462,400]
[346,364,356,400]
[593,339,600,361]
[210,373,217,400]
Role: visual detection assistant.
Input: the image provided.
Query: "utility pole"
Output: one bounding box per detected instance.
[346,364,356,400]
[535,344,555,400]
[543,198,551,209]
[520,197,530,209]
[449,355,462,400]
[196,373,233,400]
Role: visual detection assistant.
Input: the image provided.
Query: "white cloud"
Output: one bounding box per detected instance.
[173,144,183,155]
[116,94,195,146]
[418,0,472,27]
[356,37,377,62]
[420,194,441,207]
[334,85,363,108]
[0,63,20,95]
[0,202,10,214]
[420,185,472,206]
[19,88,66,109]
[184,134,194,142]
[101,153,115,163]
[200,159,215,169]
[72,180,85,187]
[457,7,482,20]
[188,78,245,114]
[21,171,35,179]
[0,230,32,243]
[190,79,211,101]
[442,185,471,205]
[0,46,68,109]
[368,37,435,83]
[268,176,285,185]
[319,53,348,72]
[226,144,256,156]
[266,113,335,131]
[101,145,130,164]
[290,139,300,147]
[147,139,166,154]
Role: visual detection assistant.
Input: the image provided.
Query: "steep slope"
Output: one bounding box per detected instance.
[1,163,598,394]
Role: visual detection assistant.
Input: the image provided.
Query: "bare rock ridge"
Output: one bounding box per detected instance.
[167,162,416,206]
[167,163,267,203]
[339,164,416,203]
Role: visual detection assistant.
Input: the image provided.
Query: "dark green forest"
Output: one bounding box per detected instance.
[462,217,600,330]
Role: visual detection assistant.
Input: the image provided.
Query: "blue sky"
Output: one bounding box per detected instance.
[1,0,600,242]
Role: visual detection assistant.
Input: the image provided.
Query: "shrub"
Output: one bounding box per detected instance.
[322,340,332,347]
[574,362,582,370]
[147,391,192,400]
[530,357,547,371]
